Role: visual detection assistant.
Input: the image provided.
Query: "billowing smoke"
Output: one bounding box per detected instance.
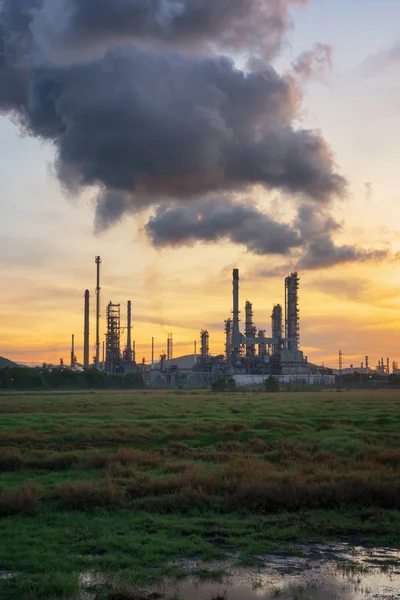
[294,204,388,269]
[146,197,302,255]
[29,0,309,63]
[292,43,332,82]
[0,3,345,214]
[0,0,372,272]
[147,199,388,269]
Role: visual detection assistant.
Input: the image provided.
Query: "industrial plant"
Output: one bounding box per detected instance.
[67,257,348,388]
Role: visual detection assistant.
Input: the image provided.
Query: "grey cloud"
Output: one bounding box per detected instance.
[295,204,388,270]
[249,203,390,273]
[30,0,308,63]
[297,238,388,270]
[94,190,135,232]
[146,198,302,255]
[2,45,345,214]
[292,43,332,82]
[0,0,346,246]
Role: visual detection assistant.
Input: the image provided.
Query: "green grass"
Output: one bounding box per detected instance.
[0,389,400,599]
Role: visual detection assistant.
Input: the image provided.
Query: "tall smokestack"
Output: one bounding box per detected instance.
[152,337,155,366]
[84,290,90,369]
[225,318,232,363]
[95,256,101,369]
[232,269,240,359]
[126,301,133,363]
[71,334,76,369]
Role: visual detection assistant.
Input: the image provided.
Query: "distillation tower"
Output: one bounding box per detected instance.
[285,272,300,352]
[105,302,123,375]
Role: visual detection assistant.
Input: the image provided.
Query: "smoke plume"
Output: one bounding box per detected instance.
[29,0,309,63]
[148,199,388,269]
[0,0,374,271]
[294,204,388,269]
[293,43,333,82]
[0,1,344,213]
[146,197,302,255]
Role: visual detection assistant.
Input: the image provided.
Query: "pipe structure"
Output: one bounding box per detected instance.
[258,330,266,359]
[225,318,232,362]
[200,330,209,359]
[232,269,240,359]
[271,304,283,356]
[126,301,133,363]
[245,301,257,357]
[84,290,90,369]
[285,272,299,351]
[167,334,173,362]
[95,256,101,368]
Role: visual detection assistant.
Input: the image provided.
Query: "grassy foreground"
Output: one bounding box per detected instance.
[0,389,400,599]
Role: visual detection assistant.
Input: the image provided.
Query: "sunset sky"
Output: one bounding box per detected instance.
[0,0,399,369]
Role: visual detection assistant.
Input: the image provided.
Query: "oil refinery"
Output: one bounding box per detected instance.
[65,256,377,388]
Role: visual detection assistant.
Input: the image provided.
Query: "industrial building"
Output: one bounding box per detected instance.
[75,258,336,386]
[190,268,334,386]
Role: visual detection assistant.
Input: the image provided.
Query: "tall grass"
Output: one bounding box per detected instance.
[0,483,43,516]
[1,389,400,516]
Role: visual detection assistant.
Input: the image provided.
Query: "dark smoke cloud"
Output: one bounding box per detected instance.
[292,43,332,82]
[294,204,388,269]
[146,197,302,255]
[0,0,352,263]
[148,200,388,270]
[1,47,345,230]
[30,0,308,63]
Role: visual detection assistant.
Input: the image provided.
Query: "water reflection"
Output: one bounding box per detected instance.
[80,543,400,600]
[161,543,400,600]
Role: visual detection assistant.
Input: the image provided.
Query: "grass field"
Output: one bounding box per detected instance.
[0,389,400,599]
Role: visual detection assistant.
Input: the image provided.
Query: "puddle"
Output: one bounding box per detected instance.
[158,544,400,600]
[78,544,400,599]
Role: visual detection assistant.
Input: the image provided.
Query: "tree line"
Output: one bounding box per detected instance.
[0,367,145,390]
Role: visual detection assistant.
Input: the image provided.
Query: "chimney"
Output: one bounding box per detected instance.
[232,269,240,358]
[126,301,133,363]
[95,256,101,369]
[84,290,90,369]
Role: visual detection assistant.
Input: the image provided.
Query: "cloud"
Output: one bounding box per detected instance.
[147,200,390,270]
[0,0,346,237]
[146,197,302,255]
[292,43,332,82]
[294,204,388,270]
[29,0,309,63]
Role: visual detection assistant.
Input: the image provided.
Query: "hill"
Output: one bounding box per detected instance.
[0,356,19,369]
